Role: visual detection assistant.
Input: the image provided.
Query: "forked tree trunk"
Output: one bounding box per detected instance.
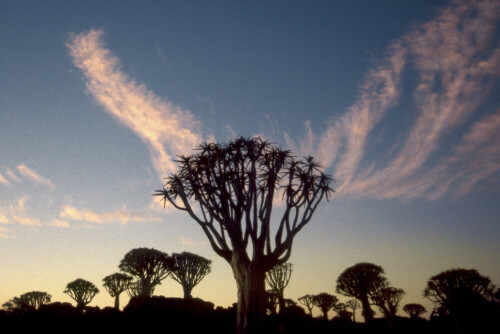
[232,259,267,334]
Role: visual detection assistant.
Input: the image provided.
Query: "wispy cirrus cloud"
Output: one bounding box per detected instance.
[16,164,54,188]
[67,29,202,180]
[60,205,160,225]
[0,173,10,186]
[290,0,500,200]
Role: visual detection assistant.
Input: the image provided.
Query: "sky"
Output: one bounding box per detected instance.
[1,0,499,320]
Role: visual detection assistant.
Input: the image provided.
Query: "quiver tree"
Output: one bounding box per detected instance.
[64,278,99,310]
[311,293,338,320]
[336,262,387,324]
[403,303,426,319]
[103,273,133,309]
[298,294,315,316]
[346,299,361,322]
[371,286,405,318]
[170,252,212,299]
[423,268,496,319]
[2,291,51,312]
[265,262,293,313]
[155,137,334,334]
[119,248,174,297]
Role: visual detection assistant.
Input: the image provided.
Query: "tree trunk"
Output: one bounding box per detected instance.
[232,260,267,334]
[183,285,193,299]
[361,297,373,324]
[114,294,120,310]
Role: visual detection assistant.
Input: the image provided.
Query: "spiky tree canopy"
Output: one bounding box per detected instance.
[155,137,334,268]
[119,248,173,297]
[298,294,315,315]
[312,293,338,319]
[403,303,426,318]
[19,291,52,310]
[64,278,99,308]
[423,268,496,315]
[266,263,293,295]
[371,286,406,318]
[103,273,133,297]
[171,252,212,298]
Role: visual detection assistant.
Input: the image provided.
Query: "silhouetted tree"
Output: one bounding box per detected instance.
[372,286,405,318]
[103,273,133,309]
[171,252,212,299]
[298,294,315,316]
[64,278,99,310]
[312,293,338,320]
[403,303,426,319]
[155,136,334,334]
[265,262,293,314]
[264,290,279,315]
[346,299,361,322]
[336,262,387,324]
[126,281,150,298]
[2,291,51,312]
[119,248,173,297]
[423,268,496,319]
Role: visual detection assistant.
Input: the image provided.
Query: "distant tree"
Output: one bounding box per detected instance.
[298,294,315,316]
[265,263,293,314]
[333,302,347,314]
[403,303,426,319]
[155,137,334,334]
[103,273,133,309]
[170,252,212,299]
[64,278,99,310]
[346,299,361,322]
[312,293,338,320]
[264,290,279,315]
[423,268,496,319]
[119,248,174,297]
[372,286,405,318]
[336,262,387,324]
[19,291,52,310]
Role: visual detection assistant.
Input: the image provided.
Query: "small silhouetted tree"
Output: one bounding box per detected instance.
[298,294,315,316]
[171,252,212,299]
[103,273,133,309]
[265,263,293,314]
[19,291,52,310]
[423,268,496,319]
[119,248,173,297]
[346,299,361,322]
[336,262,387,324]
[403,303,426,319]
[155,137,334,334]
[265,290,279,315]
[64,278,99,310]
[312,293,338,320]
[372,286,405,318]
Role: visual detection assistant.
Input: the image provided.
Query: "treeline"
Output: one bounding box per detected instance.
[2,247,499,333]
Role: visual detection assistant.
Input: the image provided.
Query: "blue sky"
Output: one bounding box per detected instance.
[1,0,499,319]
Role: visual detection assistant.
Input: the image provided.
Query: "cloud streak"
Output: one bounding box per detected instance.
[67,29,203,180]
[60,205,160,225]
[17,164,54,188]
[291,0,500,200]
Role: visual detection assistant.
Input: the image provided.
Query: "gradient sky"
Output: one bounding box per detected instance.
[1,0,499,319]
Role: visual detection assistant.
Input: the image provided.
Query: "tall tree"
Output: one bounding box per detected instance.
[423,268,496,319]
[346,299,361,322]
[64,278,99,310]
[265,263,293,314]
[119,248,174,297]
[155,137,333,334]
[103,273,133,309]
[298,294,315,316]
[403,303,426,319]
[336,262,387,324]
[311,293,338,320]
[170,252,212,299]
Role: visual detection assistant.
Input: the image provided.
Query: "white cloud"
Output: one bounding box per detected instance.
[5,168,21,183]
[17,164,54,188]
[0,173,10,186]
[67,29,203,180]
[60,205,160,225]
[47,219,70,228]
